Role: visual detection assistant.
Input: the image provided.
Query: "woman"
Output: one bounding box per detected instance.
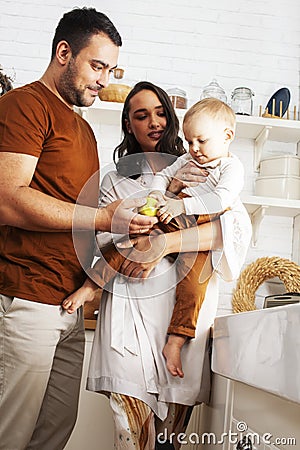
[65,81,251,449]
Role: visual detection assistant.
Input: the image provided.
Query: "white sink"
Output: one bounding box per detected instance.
[212,303,300,404]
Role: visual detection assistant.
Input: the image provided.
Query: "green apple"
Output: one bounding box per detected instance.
[138,197,159,216]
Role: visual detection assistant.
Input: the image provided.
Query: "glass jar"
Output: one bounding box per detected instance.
[113,67,125,80]
[231,87,254,116]
[201,79,227,103]
[166,87,187,109]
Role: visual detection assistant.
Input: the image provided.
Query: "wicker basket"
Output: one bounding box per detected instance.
[98,83,131,103]
[232,256,300,313]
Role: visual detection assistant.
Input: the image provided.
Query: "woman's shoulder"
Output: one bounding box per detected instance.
[101,169,139,188]
[101,169,123,183]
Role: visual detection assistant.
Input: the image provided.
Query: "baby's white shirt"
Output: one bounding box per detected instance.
[151,152,244,215]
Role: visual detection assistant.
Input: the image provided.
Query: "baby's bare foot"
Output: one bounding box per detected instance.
[62,279,99,314]
[62,298,84,314]
[162,335,187,378]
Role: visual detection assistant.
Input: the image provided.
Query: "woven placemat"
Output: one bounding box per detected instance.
[232,256,300,313]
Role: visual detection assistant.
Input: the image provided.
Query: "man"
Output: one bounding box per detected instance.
[0,7,156,450]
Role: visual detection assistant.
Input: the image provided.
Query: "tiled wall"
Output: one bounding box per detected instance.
[1,0,299,312]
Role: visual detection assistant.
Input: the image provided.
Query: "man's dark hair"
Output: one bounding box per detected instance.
[51,7,122,60]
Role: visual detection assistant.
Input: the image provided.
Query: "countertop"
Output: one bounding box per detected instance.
[212,303,300,404]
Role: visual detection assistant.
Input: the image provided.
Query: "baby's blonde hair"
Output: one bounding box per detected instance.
[183,97,236,130]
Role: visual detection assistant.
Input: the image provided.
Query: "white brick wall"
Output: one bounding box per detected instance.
[1,0,299,313]
[1,0,299,108]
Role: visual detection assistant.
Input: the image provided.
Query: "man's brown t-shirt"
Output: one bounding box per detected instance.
[0,81,99,304]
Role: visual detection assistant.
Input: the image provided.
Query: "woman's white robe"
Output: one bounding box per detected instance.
[87,162,251,420]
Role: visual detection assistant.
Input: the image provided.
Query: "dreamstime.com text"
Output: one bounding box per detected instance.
[157,420,297,446]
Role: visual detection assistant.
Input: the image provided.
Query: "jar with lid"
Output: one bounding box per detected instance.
[201,79,227,103]
[231,87,254,116]
[166,87,187,109]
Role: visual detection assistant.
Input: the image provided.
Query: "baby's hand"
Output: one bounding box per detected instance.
[157,198,185,224]
[148,190,166,207]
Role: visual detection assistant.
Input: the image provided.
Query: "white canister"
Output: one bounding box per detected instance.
[259,155,300,177]
[255,175,300,200]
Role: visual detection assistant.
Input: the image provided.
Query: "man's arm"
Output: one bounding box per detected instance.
[0,152,157,233]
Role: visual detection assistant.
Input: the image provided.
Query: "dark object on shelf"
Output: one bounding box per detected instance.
[236,436,252,450]
[263,87,290,118]
[0,66,13,96]
[263,292,300,308]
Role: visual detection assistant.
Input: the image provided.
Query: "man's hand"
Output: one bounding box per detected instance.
[157,198,185,224]
[97,198,158,234]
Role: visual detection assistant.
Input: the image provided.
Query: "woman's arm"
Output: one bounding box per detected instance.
[166,219,223,253]
[119,220,223,278]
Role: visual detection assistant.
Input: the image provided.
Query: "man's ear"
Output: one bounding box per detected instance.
[56,41,72,65]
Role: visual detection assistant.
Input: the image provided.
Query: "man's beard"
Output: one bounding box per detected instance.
[58,58,92,108]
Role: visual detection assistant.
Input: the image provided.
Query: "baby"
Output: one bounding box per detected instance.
[148,97,245,377]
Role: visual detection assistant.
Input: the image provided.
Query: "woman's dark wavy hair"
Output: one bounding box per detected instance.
[51,7,122,60]
[113,81,186,179]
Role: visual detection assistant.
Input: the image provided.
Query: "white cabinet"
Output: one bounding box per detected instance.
[79,98,300,151]
[199,374,300,450]
[230,379,300,450]
[209,304,300,450]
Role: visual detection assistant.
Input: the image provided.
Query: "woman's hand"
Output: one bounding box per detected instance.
[168,161,208,195]
[117,230,167,279]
